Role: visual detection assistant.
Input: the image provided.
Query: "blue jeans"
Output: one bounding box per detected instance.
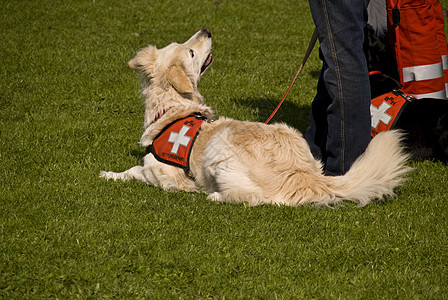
[305,0,371,175]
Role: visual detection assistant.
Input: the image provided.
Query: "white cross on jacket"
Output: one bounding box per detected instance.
[168,125,192,154]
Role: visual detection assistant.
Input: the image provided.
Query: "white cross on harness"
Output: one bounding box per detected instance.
[370,102,392,129]
[168,125,192,154]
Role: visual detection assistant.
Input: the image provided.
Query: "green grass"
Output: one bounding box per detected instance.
[1,0,447,298]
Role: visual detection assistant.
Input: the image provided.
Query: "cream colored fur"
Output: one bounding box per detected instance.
[100,29,412,206]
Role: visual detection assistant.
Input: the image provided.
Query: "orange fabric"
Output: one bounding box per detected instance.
[148,115,204,169]
[371,90,413,137]
[386,0,448,99]
[432,0,448,91]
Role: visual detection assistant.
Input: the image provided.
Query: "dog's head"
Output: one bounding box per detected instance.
[128,28,213,101]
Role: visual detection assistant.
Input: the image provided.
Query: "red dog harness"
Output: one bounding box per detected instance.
[147,114,206,179]
[371,89,415,137]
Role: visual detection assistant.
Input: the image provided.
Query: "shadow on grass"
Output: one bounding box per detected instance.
[230,97,312,133]
[130,149,146,161]
[309,69,322,79]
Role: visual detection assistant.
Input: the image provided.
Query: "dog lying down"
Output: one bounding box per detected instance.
[100,28,412,206]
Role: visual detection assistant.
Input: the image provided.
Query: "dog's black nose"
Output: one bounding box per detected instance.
[201,28,212,38]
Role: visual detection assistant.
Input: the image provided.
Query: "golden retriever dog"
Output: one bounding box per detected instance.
[100,28,412,206]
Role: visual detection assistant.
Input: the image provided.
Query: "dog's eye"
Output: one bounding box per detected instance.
[189,49,195,58]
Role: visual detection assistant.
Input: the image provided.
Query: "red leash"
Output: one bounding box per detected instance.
[264,28,318,124]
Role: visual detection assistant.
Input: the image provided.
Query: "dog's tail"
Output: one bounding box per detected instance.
[314,130,412,206]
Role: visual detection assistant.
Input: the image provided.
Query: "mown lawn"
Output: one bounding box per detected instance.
[1,0,447,298]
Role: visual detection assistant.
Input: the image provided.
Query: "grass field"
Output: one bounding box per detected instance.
[1,0,447,298]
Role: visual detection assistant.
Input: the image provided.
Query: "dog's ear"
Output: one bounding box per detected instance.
[128,46,158,76]
[165,64,194,96]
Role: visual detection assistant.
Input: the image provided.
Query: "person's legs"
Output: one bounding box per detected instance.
[305,60,331,163]
[306,0,371,175]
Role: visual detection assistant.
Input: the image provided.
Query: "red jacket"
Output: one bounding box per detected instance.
[387,0,448,99]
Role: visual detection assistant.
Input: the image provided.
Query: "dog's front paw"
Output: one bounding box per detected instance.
[207,192,223,202]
